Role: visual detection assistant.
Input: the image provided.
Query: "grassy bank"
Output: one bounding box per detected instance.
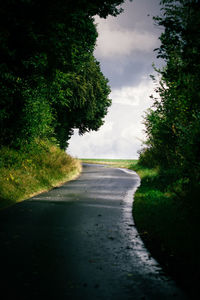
[133,164,199,297]
[0,140,81,209]
[82,159,199,297]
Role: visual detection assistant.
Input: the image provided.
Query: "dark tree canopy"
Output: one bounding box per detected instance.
[0,0,125,148]
[140,0,200,194]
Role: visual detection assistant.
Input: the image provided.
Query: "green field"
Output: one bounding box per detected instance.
[81,158,137,168]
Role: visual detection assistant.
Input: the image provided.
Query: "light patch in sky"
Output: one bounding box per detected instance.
[68,0,162,159]
[111,79,153,106]
[95,16,158,58]
[67,78,155,159]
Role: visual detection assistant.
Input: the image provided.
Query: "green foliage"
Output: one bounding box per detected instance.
[50,56,111,149]
[138,3,200,291]
[0,0,125,149]
[138,3,200,292]
[140,0,200,197]
[20,85,54,142]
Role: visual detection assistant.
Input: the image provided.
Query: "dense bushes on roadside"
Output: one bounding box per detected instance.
[139,0,200,199]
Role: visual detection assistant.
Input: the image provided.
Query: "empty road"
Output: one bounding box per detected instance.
[0,164,187,299]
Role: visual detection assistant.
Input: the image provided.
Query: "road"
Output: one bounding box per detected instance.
[0,163,187,299]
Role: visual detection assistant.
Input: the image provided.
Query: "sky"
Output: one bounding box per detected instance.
[68,0,163,159]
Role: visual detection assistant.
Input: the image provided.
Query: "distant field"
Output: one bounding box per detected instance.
[81,158,138,169]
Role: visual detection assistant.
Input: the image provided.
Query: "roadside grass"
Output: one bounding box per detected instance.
[133,164,200,294]
[82,158,199,296]
[0,139,81,209]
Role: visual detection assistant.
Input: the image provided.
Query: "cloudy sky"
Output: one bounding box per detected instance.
[68,0,163,159]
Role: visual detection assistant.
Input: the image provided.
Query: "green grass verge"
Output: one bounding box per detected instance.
[82,158,199,297]
[133,164,200,296]
[0,140,81,209]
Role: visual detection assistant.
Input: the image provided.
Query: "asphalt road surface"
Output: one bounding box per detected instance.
[0,164,187,299]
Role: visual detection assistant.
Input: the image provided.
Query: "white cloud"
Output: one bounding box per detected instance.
[94,16,158,58]
[110,79,155,106]
[67,0,162,159]
[67,78,155,159]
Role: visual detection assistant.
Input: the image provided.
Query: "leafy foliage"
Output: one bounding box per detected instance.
[50,56,111,149]
[140,0,200,196]
[0,0,125,149]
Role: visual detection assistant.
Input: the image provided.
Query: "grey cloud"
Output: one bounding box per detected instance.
[68,0,162,159]
[94,0,162,89]
[98,52,157,89]
[117,0,162,33]
[68,79,155,159]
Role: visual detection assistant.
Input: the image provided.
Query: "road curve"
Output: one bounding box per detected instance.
[0,163,187,299]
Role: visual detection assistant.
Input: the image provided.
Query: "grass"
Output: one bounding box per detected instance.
[82,158,199,298]
[133,165,200,294]
[0,139,81,209]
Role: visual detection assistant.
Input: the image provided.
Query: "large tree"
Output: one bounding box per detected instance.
[140,0,200,190]
[0,0,125,148]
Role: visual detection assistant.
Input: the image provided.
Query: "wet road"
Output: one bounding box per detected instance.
[0,164,187,299]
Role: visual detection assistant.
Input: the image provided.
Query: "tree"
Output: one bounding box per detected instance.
[140,0,200,189]
[0,0,125,148]
[50,56,111,149]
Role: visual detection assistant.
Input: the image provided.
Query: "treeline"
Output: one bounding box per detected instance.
[140,0,200,200]
[0,0,126,150]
